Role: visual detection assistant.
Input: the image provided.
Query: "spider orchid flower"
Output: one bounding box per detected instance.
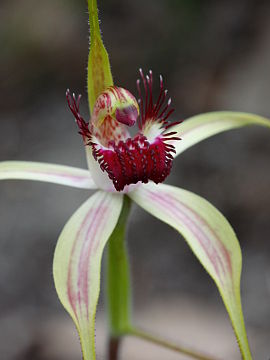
[1,1,270,360]
[66,70,180,192]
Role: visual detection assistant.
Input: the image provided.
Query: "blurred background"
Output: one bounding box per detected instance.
[1,0,270,359]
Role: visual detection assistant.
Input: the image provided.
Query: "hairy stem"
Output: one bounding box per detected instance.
[106,195,132,341]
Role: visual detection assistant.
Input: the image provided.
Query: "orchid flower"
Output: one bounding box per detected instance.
[1,1,270,360]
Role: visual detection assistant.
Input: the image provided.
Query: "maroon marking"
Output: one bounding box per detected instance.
[67,195,108,320]
[115,105,138,127]
[137,70,177,130]
[19,169,91,185]
[66,90,91,143]
[77,202,108,316]
[148,190,233,283]
[91,134,176,191]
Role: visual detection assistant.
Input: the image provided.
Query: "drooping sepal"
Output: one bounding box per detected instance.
[129,183,252,360]
[53,191,123,360]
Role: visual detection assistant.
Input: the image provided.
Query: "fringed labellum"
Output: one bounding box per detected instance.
[67,70,181,191]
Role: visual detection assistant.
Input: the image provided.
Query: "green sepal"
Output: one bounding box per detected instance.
[87,0,113,112]
[129,183,253,360]
[170,111,270,157]
[53,191,123,360]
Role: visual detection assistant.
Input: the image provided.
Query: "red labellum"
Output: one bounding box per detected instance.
[66,70,181,191]
[91,134,176,191]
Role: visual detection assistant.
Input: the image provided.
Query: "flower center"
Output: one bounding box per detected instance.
[66,70,181,191]
[90,86,139,147]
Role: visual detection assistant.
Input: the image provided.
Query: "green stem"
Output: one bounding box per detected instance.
[105,196,219,360]
[126,327,219,360]
[106,195,132,337]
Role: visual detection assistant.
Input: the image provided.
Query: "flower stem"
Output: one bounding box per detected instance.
[106,195,132,338]
[105,195,219,360]
[126,327,219,360]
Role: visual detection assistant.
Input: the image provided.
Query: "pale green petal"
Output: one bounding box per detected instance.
[169,111,270,157]
[129,183,252,360]
[0,161,96,189]
[53,191,123,360]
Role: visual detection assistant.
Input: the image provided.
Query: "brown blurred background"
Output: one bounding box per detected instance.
[1,0,270,359]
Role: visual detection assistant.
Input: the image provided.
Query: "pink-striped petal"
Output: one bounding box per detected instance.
[53,191,123,360]
[168,111,270,157]
[0,161,96,189]
[129,182,252,360]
